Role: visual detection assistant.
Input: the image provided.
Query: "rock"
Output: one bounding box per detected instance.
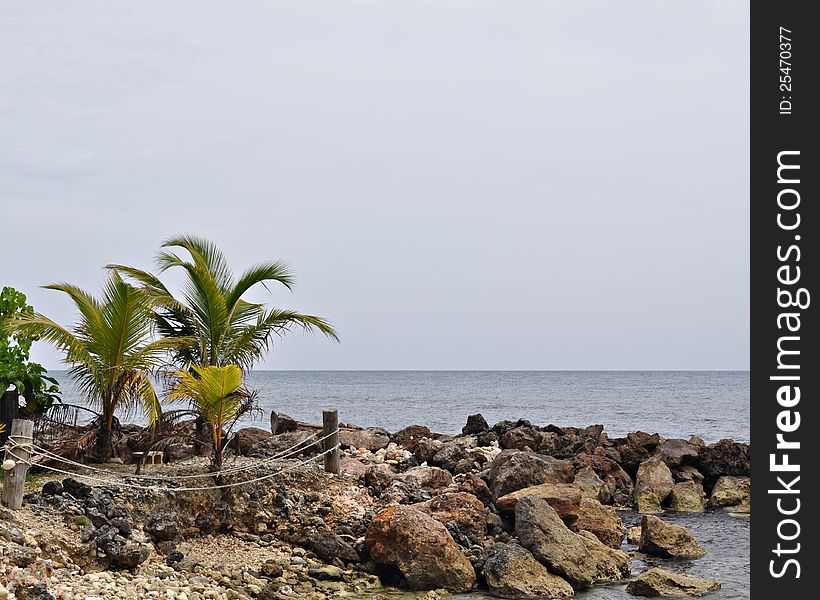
[340,427,391,451]
[627,526,642,544]
[639,515,707,559]
[413,437,444,463]
[573,454,634,505]
[571,498,626,549]
[698,439,750,483]
[234,427,272,455]
[107,541,151,569]
[495,483,581,524]
[488,450,574,501]
[483,543,574,598]
[431,438,476,473]
[514,496,629,590]
[415,492,487,538]
[340,457,370,477]
[708,475,750,511]
[248,429,317,458]
[634,458,674,513]
[308,530,359,563]
[574,466,608,503]
[456,473,493,505]
[309,564,345,581]
[41,480,63,496]
[617,432,661,476]
[395,466,453,491]
[626,567,720,597]
[667,481,707,512]
[394,425,434,450]
[62,478,92,499]
[655,439,700,468]
[364,463,396,489]
[145,511,180,543]
[499,426,543,451]
[463,414,490,435]
[8,543,37,566]
[673,466,705,484]
[13,585,55,600]
[269,411,298,434]
[366,505,476,592]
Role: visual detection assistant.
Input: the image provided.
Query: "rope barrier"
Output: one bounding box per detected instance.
[26,429,337,481]
[25,444,341,493]
[3,436,34,467]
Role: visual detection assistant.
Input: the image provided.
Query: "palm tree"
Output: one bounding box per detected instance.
[168,364,247,471]
[3,275,173,460]
[107,235,338,371]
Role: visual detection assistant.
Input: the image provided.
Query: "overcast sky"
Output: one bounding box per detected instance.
[0,0,749,371]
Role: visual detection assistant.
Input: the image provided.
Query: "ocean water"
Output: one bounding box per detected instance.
[50,370,749,442]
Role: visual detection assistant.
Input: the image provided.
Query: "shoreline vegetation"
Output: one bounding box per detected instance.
[2,237,749,598]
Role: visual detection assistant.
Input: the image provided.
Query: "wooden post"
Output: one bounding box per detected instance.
[322,409,340,474]
[2,419,34,510]
[1,389,19,447]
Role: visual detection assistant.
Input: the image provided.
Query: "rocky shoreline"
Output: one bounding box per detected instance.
[1,415,750,599]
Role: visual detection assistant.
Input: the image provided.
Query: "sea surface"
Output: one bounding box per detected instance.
[49,370,750,598]
[51,370,749,442]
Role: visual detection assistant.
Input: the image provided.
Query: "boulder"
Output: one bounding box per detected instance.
[248,430,317,458]
[634,458,674,513]
[234,427,272,456]
[364,463,396,490]
[489,450,574,501]
[395,465,453,492]
[708,475,750,511]
[340,457,369,478]
[455,473,493,505]
[627,525,642,544]
[269,411,298,435]
[308,530,359,563]
[366,505,476,592]
[573,454,634,505]
[483,543,574,598]
[574,466,609,503]
[413,437,444,463]
[655,439,700,468]
[394,425,435,450]
[571,498,626,549]
[698,439,750,483]
[626,567,720,597]
[499,426,543,451]
[639,515,707,559]
[62,478,92,499]
[514,496,629,590]
[495,483,581,524]
[41,480,63,496]
[672,465,705,484]
[339,427,391,452]
[617,432,661,476]
[415,492,487,538]
[463,413,490,435]
[106,541,152,569]
[667,481,707,512]
[431,438,476,473]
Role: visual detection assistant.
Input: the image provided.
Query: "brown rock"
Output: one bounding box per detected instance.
[571,498,626,549]
[626,567,720,597]
[234,427,272,456]
[483,543,574,598]
[495,483,581,524]
[489,450,574,501]
[339,427,391,451]
[667,481,707,512]
[415,492,487,538]
[634,458,674,513]
[708,475,750,511]
[639,515,706,559]
[395,465,453,491]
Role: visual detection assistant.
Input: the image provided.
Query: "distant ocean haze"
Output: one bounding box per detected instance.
[49,370,749,443]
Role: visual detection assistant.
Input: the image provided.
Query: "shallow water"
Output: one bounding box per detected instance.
[52,370,749,443]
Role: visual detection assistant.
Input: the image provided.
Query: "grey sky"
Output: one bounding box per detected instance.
[0,0,749,371]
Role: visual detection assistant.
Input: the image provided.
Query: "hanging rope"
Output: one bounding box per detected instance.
[2,435,34,467]
[25,444,341,493]
[28,428,337,481]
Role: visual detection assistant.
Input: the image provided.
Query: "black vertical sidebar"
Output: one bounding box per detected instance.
[751,1,817,597]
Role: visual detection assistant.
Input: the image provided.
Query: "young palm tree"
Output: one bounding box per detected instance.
[168,364,246,471]
[107,235,338,371]
[3,275,173,460]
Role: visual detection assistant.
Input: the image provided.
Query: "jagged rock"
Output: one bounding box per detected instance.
[698,439,750,483]
[571,498,625,549]
[234,427,272,455]
[495,483,581,524]
[514,496,629,590]
[364,463,396,490]
[667,481,707,512]
[62,478,92,499]
[41,480,63,496]
[106,541,152,569]
[432,438,476,473]
[13,585,55,600]
[339,427,391,451]
[708,475,750,511]
[499,426,543,451]
[413,437,444,463]
[248,430,317,458]
[483,543,574,598]
[463,414,490,435]
[573,454,634,505]
[308,530,359,563]
[627,567,720,597]
[489,450,574,501]
[617,432,662,476]
[340,457,369,478]
[639,515,706,559]
[8,543,38,566]
[394,425,435,450]
[673,465,706,484]
[455,473,493,505]
[627,525,642,544]
[269,411,298,434]
[145,511,181,543]
[415,492,486,538]
[395,466,453,491]
[655,439,700,468]
[366,505,476,592]
[634,458,674,513]
[574,466,609,503]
